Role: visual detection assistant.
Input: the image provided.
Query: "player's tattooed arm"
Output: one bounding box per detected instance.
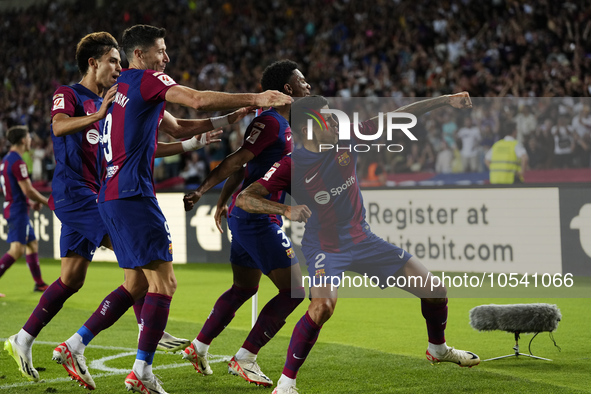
[237,182,312,223]
[369,92,472,124]
[52,85,118,137]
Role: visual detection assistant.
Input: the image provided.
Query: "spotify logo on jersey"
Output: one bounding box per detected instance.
[314,191,330,205]
[87,129,100,145]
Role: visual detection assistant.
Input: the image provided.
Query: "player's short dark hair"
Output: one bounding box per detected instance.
[7,125,29,145]
[122,25,167,60]
[261,60,299,93]
[76,32,119,75]
[290,95,329,132]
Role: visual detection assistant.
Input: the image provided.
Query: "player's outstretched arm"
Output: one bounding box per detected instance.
[237,182,311,223]
[158,107,256,139]
[52,85,118,137]
[370,92,473,124]
[155,130,223,158]
[18,179,48,206]
[165,85,292,112]
[183,147,255,211]
[214,168,245,233]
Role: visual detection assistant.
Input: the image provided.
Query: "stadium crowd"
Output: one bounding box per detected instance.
[1,0,591,184]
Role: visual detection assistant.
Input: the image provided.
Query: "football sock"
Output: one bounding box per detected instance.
[194,339,209,356]
[133,295,145,324]
[133,359,152,380]
[283,311,321,379]
[14,329,35,360]
[196,285,258,345]
[277,374,297,389]
[65,332,86,354]
[26,253,44,285]
[23,278,77,337]
[0,254,16,278]
[136,293,171,376]
[242,287,304,354]
[235,347,257,362]
[73,285,135,352]
[428,342,449,357]
[421,298,448,345]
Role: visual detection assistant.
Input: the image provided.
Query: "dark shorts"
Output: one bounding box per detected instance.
[98,197,173,269]
[303,232,412,288]
[6,215,36,244]
[55,195,108,261]
[228,215,298,275]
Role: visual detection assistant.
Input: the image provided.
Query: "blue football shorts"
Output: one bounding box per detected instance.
[228,215,298,275]
[98,196,172,269]
[54,194,108,261]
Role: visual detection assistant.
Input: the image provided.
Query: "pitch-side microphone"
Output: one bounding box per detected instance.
[469,303,561,333]
[469,303,562,362]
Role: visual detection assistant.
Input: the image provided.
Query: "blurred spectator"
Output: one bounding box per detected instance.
[31,135,45,181]
[435,140,454,174]
[514,105,537,143]
[526,137,546,170]
[479,124,496,171]
[552,115,576,168]
[571,105,591,167]
[406,143,423,173]
[180,151,209,185]
[456,117,481,172]
[486,122,528,184]
[420,142,436,172]
[441,111,458,149]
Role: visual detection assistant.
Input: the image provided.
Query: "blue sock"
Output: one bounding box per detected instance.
[77,325,95,346]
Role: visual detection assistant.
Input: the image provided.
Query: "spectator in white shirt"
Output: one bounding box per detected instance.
[456,117,481,172]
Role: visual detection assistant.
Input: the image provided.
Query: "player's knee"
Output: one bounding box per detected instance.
[309,299,335,325]
[63,275,85,291]
[9,243,25,258]
[170,276,178,294]
[26,240,38,253]
[429,282,447,300]
[162,275,177,296]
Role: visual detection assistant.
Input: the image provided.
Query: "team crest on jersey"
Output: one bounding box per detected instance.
[315,268,326,277]
[86,129,100,145]
[169,243,173,254]
[338,152,351,166]
[246,128,262,144]
[286,248,295,259]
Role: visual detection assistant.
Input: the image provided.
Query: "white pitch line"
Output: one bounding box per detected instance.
[0,339,232,390]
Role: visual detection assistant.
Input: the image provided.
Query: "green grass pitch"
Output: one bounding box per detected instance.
[1,259,590,393]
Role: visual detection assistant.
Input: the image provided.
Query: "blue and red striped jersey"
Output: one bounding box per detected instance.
[49,84,103,210]
[228,108,293,225]
[1,151,30,219]
[257,120,377,252]
[98,69,177,202]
